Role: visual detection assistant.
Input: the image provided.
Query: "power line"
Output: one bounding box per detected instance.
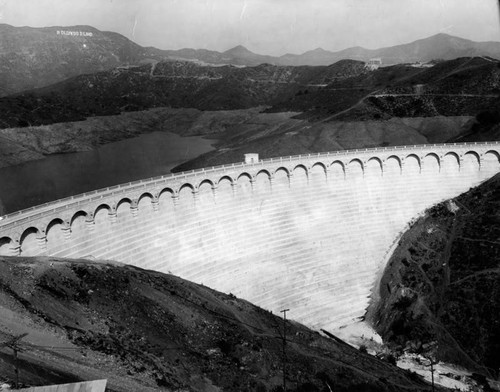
[0,287,420,390]
[0,333,28,389]
[280,309,290,392]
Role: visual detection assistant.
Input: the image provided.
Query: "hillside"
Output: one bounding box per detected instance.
[0,106,476,175]
[279,57,500,121]
[0,257,435,392]
[0,59,367,128]
[368,173,500,379]
[171,115,473,172]
[0,24,168,97]
[1,57,499,131]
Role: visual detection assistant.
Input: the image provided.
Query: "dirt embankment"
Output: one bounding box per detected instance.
[0,256,437,392]
[0,107,264,169]
[172,114,474,172]
[0,106,476,171]
[367,173,500,379]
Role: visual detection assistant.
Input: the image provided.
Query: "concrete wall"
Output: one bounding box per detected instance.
[17,380,107,392]
[0,143,499,330]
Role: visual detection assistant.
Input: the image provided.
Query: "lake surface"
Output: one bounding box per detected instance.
[0,132,216,214]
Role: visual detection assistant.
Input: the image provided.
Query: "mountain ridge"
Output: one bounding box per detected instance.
[0,23,156,96]
[165,33,500,67]
[2,23,500,96]
[1,56,499,130]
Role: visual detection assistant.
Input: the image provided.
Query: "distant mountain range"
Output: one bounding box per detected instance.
[1,23,500,96]
[166,34,500,67]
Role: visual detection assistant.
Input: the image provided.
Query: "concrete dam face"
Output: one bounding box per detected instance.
[1,143,499,331]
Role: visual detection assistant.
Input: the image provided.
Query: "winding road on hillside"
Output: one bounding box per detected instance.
[321,90,499,122]
[319,56,500,122]
[320,89,383,122]
[372,93,499,98]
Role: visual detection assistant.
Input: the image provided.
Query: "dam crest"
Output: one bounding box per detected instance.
[1,142,499,331]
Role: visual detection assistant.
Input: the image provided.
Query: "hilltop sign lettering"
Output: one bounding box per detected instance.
[57,30,93,37]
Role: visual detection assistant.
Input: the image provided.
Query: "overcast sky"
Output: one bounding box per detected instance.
[1,0,499,55]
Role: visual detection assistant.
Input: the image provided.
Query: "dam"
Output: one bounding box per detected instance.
[0,142,499,331]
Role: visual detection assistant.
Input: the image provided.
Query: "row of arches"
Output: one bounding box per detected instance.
[0,149,498,256]
[175,150,496,191]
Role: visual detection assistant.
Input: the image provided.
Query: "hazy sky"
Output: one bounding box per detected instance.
[1,0,499,55]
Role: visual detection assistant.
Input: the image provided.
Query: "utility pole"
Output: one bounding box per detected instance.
[430,358,437,392]
[424,355,438,392]
[422,342,438,392]
[14,344,19,389]
[1,333,28,389]
[280,309,289,392]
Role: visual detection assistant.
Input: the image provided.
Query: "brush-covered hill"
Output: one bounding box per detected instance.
[0,24,170,97]
[276,57,500,121]
[0,257,436,392]
[368,173,500,380]
[1,56,499,131]
[171,115,473,173]
[0,59,367,128]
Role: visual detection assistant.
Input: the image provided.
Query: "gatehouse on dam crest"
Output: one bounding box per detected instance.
[1,142,499,331]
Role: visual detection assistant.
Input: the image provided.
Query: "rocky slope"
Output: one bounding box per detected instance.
[0,107,263,168]
[0,257,436,392]
[172,115,474,172]
[368,173,500,379]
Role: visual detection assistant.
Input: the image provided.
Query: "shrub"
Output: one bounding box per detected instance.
[386,353,397,365]
[392,295,414,311]
[476,110,500,125]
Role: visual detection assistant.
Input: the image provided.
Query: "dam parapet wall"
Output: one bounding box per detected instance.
[1,142,499,330]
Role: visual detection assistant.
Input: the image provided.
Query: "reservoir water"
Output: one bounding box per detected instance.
[0,131,216,214]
